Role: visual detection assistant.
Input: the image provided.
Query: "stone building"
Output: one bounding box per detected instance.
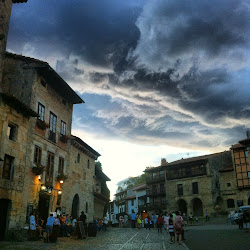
[93,164,110,218]
[0,1,28,83]
[0,52,84,228]
[145,159,167,214]
[145,151,234,216]
[0,89,37,240]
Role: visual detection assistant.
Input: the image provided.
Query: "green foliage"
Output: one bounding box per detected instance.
[95,161,103,171]
[124,173,146,188]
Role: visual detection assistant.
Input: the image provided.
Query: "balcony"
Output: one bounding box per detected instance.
[146,188,166,196]
[146,174,165,184]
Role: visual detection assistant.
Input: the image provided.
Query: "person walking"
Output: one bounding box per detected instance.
[131,211,136,228]
[157,214,163,233]
[137,215,142,229]
[153,213,157,229]
[205,210,209,222]
[174,211,183,245]
[169,214,175,244]
[46,213,55,243]
[119,215,124,228]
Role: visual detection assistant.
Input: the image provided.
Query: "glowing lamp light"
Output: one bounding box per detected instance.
[38,175,41,181]
[59,180,64,184]
[58,190,62,195]
[48,189,52,194]
[41,185,46,191]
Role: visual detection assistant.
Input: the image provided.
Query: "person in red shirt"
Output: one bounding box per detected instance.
[157,214,163,233]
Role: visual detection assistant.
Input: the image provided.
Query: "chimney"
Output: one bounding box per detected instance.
[161,158,167,166]
[247,130,250,139]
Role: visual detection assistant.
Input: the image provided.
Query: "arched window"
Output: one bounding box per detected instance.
[77,153,80,163]
[87,159,90,169]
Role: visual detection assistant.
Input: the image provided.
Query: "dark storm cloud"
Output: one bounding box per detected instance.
[8,0,142,68]
[8,0,250,150]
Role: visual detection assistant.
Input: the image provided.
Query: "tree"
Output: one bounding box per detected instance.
[95,161,102,171]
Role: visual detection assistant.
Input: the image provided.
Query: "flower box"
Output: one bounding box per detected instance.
[60,134,70,143]
[32,164,45,175]
[36,119,49,130]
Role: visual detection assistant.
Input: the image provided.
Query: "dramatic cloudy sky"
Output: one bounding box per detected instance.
[8,0,250,198]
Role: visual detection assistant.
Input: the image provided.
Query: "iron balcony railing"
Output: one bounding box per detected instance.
[146,174,165,184]
[146,188,166,196]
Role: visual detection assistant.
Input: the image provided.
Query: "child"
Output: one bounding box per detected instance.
[169,214,175,243]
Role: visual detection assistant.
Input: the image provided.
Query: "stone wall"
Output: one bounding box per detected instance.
[0,98,30,228]
[0,0,12,84]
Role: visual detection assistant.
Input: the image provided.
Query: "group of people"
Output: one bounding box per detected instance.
[130,210,187,245]
[94,216,108,232]
[30,211,87,242]
[228,209,250,230]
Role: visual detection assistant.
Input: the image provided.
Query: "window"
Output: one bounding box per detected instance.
[86,202,88,213]
[131,199,134,206]
[57,194,61,205]
[34,146,42,164]
[45,152,54,185]
[153,197,157,204]
[77,153,80,163]
[227,183,231,187]
[2,155,14,180]
[7,124,17,141]
[152,184,157,194]
[49,112,57,142]
[152,172,156,179]
[37,103,45,121]
[177,184,183,196]
[227,199,235,208]
[160,183,165,192]
[60,121,66,135]
[192,182,198,194]
[87,159,90,169]
[161,197,166,205]
[41,79,46,87]
[58,157,64,175]
[160,170,164,177]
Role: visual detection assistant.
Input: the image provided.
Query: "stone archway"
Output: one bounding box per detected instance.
[0,199,12,240]
[215,196,224,212]
[71,194,79,219]
[192,198,203,216]
[177,199,187,215]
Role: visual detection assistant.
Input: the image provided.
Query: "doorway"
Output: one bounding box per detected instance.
[71,194,79,219]
[0,199,11,240]
[192,198,203,216]
[177,199,187,215]
[38,193,50,223]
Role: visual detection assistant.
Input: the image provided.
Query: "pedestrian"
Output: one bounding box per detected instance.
[119,215,124,228]
[131,211,136,228]
[46,213,55,243]
[174,211,183,245]
[30,212,36,231]
[164,213,169,233]
[205,210,209,222]
[169,214,175,244]
[157,214,163,233]
[189,212,193,224]
[137,215,142,229]
[238,210,243,230]
[243,209,250,230]
[103,216,108,231]
[153,213,157,229]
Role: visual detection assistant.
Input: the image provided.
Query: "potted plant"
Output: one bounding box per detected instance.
[56,173,68,183]
[60,134,70,143]
[32,163,45,175]
[36,119,49,130]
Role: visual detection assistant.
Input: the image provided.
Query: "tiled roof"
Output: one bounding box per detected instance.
[71,135,101,157]
[230,143,245,149]
[125,195,136,200]
[133,184,147,191]
[238,138,250,147]
[5,52,84,104]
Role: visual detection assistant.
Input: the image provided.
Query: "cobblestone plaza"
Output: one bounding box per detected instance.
[0,228,188,250]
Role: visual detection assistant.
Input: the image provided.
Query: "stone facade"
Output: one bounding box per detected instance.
[145,151,237,216]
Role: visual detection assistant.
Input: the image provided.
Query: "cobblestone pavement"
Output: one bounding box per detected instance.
[0,228,188,250]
